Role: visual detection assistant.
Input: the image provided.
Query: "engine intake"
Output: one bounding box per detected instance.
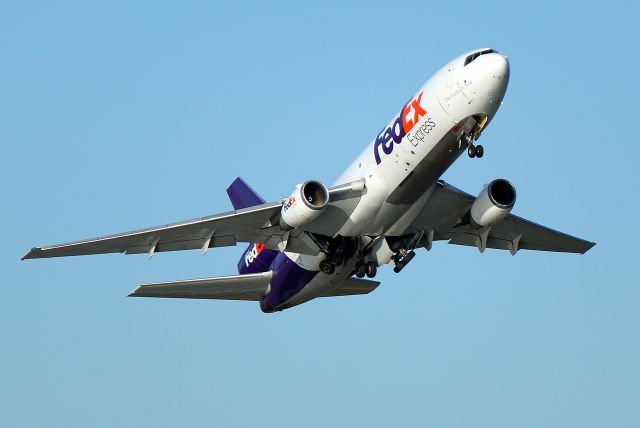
[280,180,329,230]
[470,179,516,227]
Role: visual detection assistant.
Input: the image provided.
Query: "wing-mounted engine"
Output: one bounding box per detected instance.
[470,179,516,227]
[280,180,330,230]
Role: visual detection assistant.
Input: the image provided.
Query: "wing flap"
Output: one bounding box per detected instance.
[128,272,272,301]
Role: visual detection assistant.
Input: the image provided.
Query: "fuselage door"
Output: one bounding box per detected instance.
[446,63,455,88]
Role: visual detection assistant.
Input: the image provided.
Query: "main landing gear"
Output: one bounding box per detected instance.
[353,249,416,278]
[354,260,377,279]
[319,260,335,274]
[393,250,416,273]
[461,134,484,158]
[319,248,344,275]
[318,236,357,275]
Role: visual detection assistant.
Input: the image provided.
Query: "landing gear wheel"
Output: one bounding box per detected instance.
[467,145,477,158]
[475,145,484,158]
[319,260,335,275]
[393,250,416,273]
[365,261,377,278]
[403,250,416,264]
[393,261,406,273]
[327,253,343,266]
[355,261,366,278]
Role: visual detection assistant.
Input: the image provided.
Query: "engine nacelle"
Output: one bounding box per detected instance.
[470,179,516,227]
[280,180,330,230]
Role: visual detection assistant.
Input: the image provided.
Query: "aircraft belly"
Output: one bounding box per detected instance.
[385,129,465,205]
[360,189,433,236]
[262,251,355,312]
[336,168,389,237]
[260,252,319,312]
[360,115,479,236]
[281,257,357,308]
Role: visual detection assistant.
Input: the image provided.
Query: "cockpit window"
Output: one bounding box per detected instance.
[464,49,497,66]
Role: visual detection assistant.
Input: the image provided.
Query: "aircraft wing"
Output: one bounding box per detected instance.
[408,180,595,254]
[22,203,283,259]
[22,180,366,260]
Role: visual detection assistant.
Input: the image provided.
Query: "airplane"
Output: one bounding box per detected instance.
[22,48,595,313]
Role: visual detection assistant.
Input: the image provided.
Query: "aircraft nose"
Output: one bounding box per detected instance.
[485,52,510,82]
[482,53,510,103]
[461,49,510,98]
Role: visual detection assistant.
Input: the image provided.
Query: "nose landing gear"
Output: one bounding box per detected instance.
[467,144,484,158]
[461,133,484,158]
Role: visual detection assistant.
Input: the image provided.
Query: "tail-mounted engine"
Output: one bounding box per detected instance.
[280,180,329,230]
[470,179,516,227]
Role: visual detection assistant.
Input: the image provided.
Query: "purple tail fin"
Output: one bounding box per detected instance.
[226,177,266,210]
[226,177,279,274]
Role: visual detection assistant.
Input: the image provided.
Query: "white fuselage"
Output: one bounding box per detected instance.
[279,49,510,309]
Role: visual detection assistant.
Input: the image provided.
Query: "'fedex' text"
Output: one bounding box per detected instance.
[373,92,435,164]
[245,243,265,267]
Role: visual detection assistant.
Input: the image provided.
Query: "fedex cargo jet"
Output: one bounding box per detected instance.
[23,49,595,312]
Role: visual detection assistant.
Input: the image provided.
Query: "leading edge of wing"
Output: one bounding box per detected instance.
[21,202,282,260]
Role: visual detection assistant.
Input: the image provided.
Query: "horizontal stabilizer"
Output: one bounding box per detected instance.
[322,277,380,297]
[128,271,272,301]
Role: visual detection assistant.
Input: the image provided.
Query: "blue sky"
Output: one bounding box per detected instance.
[2,1,638,427]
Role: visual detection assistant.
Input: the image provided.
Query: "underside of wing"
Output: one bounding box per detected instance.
[22,180,367,261]
[22,203,283,259]
[298,180,365,236]
[128,272,272,301]
[445,214,595,254]
[409,180,595,254]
